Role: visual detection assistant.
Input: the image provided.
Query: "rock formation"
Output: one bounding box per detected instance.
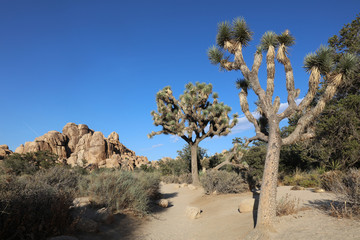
[0,145,13,160]
[14,123,149,169]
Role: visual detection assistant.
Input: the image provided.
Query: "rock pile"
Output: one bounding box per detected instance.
[0,145,12,160]
[14,123,149,169]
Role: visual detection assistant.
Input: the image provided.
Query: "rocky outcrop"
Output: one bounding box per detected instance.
[0,145,12,160]
[14,123,149,169]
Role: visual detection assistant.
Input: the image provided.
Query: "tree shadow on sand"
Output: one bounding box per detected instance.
[75,192,178,240]
[252,191,260,227]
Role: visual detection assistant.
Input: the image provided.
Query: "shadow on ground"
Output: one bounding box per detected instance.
[75,192,177,239]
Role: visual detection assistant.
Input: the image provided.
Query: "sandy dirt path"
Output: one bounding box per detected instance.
[76,184,360,240]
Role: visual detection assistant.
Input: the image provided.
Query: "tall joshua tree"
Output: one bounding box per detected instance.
[208,17,357,237]
[149,82,238,186]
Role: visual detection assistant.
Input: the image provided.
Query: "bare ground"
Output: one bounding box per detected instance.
[76,184,360,240]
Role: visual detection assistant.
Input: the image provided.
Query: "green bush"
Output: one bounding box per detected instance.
[158,158,189,176]
[3,151,59,175]
[200,170,249,194]
[0,174,73,240]
[282,169,321,188]
[80,170,160,215]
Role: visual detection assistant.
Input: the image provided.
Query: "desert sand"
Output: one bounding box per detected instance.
[76,184,360,240]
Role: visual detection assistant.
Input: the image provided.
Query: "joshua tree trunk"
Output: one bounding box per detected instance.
[256,120,282,228]
[191,143,200,186]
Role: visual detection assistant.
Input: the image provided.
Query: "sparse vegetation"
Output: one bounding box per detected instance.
[282,169,321,188]
[161,173,192,184]
[0,167,74,240]
[327,168,360,219]
[79,170,160,216]
[3,151,59,175]
[200,170,248,194]
[276,194,302,216]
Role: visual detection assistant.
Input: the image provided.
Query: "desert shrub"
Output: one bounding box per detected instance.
[158,158,189,176]
[282,169,321,188]
[328,168,360,218]
[33,166,80,193]
[3,151,59,175]
[161,173,192,184]
[276,194,302,216]
[138,164,156,172]
[320,170,344,191]
[0,176,73,240]
[80,170,160,215]
[178,173,192,184]
[200,170,249,194]
[134,171,161,200]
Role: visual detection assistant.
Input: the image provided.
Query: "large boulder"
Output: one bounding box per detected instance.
[62,122,80,153]
[87,132,106,164]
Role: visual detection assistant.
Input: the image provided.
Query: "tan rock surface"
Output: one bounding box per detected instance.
[13,122,149,169]
[0,145,12,159]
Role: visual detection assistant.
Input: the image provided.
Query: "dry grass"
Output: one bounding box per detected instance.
[276,194,305,216]
[325,169,360,219]
[329,201,358,219]
[0,170,74,240]
[79,170,160,216]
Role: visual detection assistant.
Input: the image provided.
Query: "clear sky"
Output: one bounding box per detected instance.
[0,0,359,161]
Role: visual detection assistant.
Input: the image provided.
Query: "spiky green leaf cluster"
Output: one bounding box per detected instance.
[336,53,358,75]
[277,30,295,47]
[216,17,253,48]
[208,46,224,65]
[216,22,232,48]
[259,31,278,52]
[236,78,250,92]
[232,17,253,47]
[303,45,336,75]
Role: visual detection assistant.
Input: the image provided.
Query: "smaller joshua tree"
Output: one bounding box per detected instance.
[149,82,238,186]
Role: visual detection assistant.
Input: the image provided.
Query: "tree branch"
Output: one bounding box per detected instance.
[212,135,261,171]
[265,46,276,103]
[298,67,321,111]
[239,90,263,135]
[277,44,298,120]
[283,73,343,145]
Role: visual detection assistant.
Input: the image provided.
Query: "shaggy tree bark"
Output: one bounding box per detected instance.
[149,82,238,186]
[208,18,357,238]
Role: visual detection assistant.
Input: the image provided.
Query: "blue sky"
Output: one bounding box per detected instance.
[0,0,359,161]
